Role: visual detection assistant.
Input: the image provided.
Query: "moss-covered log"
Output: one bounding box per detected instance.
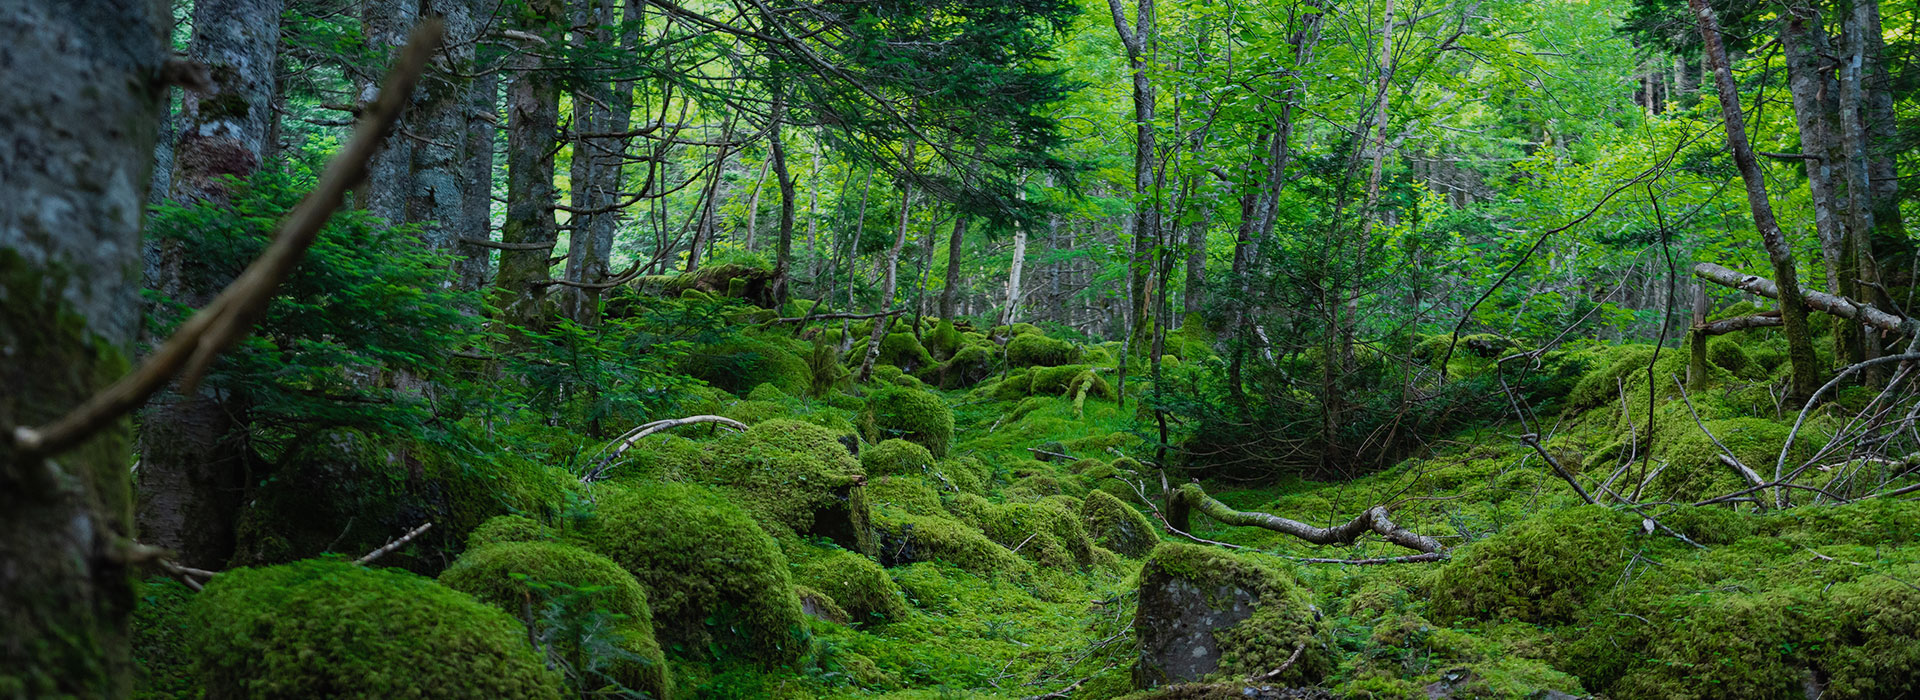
[1165,484,1444,554]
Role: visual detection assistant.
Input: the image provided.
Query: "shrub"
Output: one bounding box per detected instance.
[189,558,562,699]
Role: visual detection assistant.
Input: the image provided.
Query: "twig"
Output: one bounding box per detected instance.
[10,21,446,460]
[1254,641,1309,680]
[357,522,433,565]
[1518,433,1597,505]
[582,415,749,482]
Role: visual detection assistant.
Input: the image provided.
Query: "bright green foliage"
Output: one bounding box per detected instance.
[132,578,196,700]
[861,385,955,458]
[1081,491,1156,557]
[792,548,909,624]
[1005,333,1079,368]
[575,482,812,665]
[1432,505,1638,624]
[439,541,672,698]
[870,508,1032,577]
[1136,543,1332,685]
[925,321,962,360]
[468,514,553,549]
[188,558,563,699]
[949,495,1096,570]
[861,439,936,477]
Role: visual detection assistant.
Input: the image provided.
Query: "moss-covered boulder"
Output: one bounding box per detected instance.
[861,385,954,458]
[467,514,552,549]
[925,320,962,361]
[705,419,873,555]
[1655,417,1815,502]
[576,482,811,666]
[949,494,1098,570]
[188,558,563,699]
[687,334,813,397]
[923,342,998,390]
[865,475,950,516]
[439,541,672,699]
[791,548,909,624]
[1006,333,1079,368]
[870,508,1032,577]
[861,438,936,478]
[1131,543,1330,688]
[1431,505,1638,624]
[1083,490,1157,557]
[848,332,936,373]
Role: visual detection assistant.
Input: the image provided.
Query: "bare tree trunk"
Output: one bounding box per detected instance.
[1,0,168,690]
[686,120,734,273]
[561,0,617,323]
[1690,0,1822,399]
[1107,0,1159,350]
[495,0,564,330]
[1000,187,1029,327]
[744,158,770,251]
[409,0,480,255]
[938,214,970,320]
[358,0,418,221]
[142,0,285,569]
[1780,5,1860,368]
[770,88,797,304]
[858,143,916,383]
[1857,0,1910,290]
[1839,0,1886,380]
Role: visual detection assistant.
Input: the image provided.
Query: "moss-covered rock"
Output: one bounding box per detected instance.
[189,558,563,699]
[439,541,671,698]
[861,385,955,459]
[1005,333,1079,368]
[861,438,936,478]
[949,495,1097,570]
[468,514,552,549]
[132,577,197,700]
[924,342,999,390]
[870,508,1032,577]
[687,334,814,397]
[1131,543,1330,688]
[1431,505,1638,624]
[925,320,962,361]
[849,332,936,373]
[792,548,908,624]
[702,419,873,555]
[575,482,812,666]
[1082,491,1157,557]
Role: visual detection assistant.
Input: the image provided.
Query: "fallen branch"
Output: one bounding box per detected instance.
[1518,433,1598,505]
[1694,262,1920,335]
[582,415,749,482]
[1166,483,1445,554]
[759,308,910,325]
[1285,552,1449,565]
[1253,641,1309,681]
[1694,312,1783,336]
[10,21,446,459]
[357,522,433,565]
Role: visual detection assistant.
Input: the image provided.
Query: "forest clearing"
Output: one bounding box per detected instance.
[3,0,1920,697]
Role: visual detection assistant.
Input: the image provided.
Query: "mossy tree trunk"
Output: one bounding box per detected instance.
[769,87,797,305]
[140,0,284,568]
[456,62,497,292]
[1690,0,1823,400]
[357,0,418,221]
[495,0,565,331]
[0,0,168,692]
[1779,4,1860,368]
[406,0,483,267]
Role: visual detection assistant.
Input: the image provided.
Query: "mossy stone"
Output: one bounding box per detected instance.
[1005,333,1079,368]
[1431,505,1638,624]
[791,548,908,624]
[1131,543,1330,687]
[861,385,955,459]
[467,514,552,549]
[861,438,936,478]
[1082,491,1157,557]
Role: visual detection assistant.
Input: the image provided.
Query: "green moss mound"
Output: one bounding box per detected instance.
[924,320,962,360]
[1567,344,1656,410]
[949,495,1096,570]
[468,514,552,549]
[1657,417,1814,502]
[870,508,1032,577]
[1431,505,1639,624]
[439,541,671,699]
[704,419,872,554]
[1134,543,1332,686]
[849,332,936,373]
[861,385,955,458]
[576,482,811,666]
[1005,333,1079,368]
[1082,490,1157,557]
[792,548,909,624]
[688,334,813,397]
[132,578,197,700]
[188,558,563,699]
[861,438,936,478]
[866,475,950,516]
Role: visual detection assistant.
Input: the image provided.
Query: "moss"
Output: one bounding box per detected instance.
[925,342,998,389]
[1005,333,1079,368]
[1706,336,1753,377]
[1082,490,1157,557]
[866,476,949,516]
[1007,474,1085,501]
[870,508,1031,577]
[439,541,671,699]
[701,419,873,554]
[687,334,813,397]
[861,439,936,478]
[468,514,552,549]
[1431,505,1639,624]
[746,382,791,402]
[792,548,909,624]
[1656,417,1815,502]
[949,496,1096,570]
[861,385,955,458]
[925,320,962,360]
[1135,543,1332,685]
[131,578,196,700]
[936,456,990,494]
[575,482,812,665]
[1660,505,1754,545]
[1567,344,1657,410]
[861,332,936,372]
[189,558,562,699]
[793,585,850,624]
[1820,567,1920,698]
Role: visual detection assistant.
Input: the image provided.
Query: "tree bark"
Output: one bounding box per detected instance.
[1694,262,1919,335]
[409,0,482,268]
[686,121,734,274]
[1107,0,1159,349]
[938,214,970,320]
[456,62,497,292]
[857,143,916,383]
[495,0,564,330]
[1166,485,1443,554]
[142,0,284,569]
[358,0,418,221]
[1000,188,1028,327]
[1690,0,1822,399]
[769,89,797,305]
[1,0,168,691]
[561,0,621,323]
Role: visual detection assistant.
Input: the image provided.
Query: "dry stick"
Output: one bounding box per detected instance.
[11,21,447,460]
[357,522,434,565]
[1773,353,1920,506]
[1168,483,1445,554]
[1254,641,1310,681]
[1518,433,1597,505]
[584,415,749,482]
[1671,374,1768,503]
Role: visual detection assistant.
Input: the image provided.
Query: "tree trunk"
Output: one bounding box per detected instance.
[561,0,619,323]
[358,0,418,221]
[1855,0,1910,290]
[857,144,916,383]
[769,89,797,305]
[1000,188,1029,327]
[686,122,734,273]
[142,0,284,569]
[745,158,770,251]
[1690,0,1822,400]
[1838,0,1885,380]
[1780,4,1860,368]
[409,0,480,256]
[456,60,497,291]
[1,0,168,691]
[938,214,970,320]
[1107,0,1159,350]
[495,0,564,330]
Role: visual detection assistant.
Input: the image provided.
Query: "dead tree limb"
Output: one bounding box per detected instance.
[1694,262,1920,336]
[582,415,749,482]
[759,308,909,325]
[10,21,446,459]
[357,522,433,565]
[1166,483,1445,554]
[1695,312,1783,336]
[1518,433,1598,505]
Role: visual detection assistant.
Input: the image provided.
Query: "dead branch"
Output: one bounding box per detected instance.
[1694,262,1920,335]
[1166,483,1445,554]
[1518,433,1597,505]
[356,522,433,565]
[1253,642,1309,681]
[1285,552,1449,565]
[759,308,910,325]
[1773,353,1920,506]
[1694,312,1783,336]
[582,415,749,482]
[10,21,446,460]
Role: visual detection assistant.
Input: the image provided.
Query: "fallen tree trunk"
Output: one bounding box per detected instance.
[1694,262,1919,335]
[1166,483,1445,554]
